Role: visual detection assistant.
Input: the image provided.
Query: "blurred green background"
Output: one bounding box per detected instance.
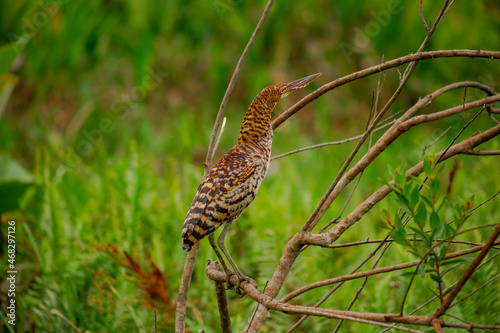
[1,1,499,332]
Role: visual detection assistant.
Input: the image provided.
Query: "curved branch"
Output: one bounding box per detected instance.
[303,91,500,237]
[462,149,500,155]
[272,81,498,161]
[272,50,500,130]
[433,224,500,318]
[206,261,500,331]
[281,239,500,303]
[301,122,500,247]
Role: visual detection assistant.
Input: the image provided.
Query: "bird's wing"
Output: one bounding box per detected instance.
[182,147,261,251]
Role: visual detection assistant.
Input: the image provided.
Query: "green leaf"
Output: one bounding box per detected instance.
[430,274,442,283]
[423,157,434,179]
[394,212,403,230]
[417,263,426,279]
[438,245,448,260]
[380,208,391,222]
[409,184,420,209]
[409,175,428,188]
[429,178,440,199]
[435,195,447,213]
[414,205,427,228]
[441,262,463,277]
[408,249,422,258]
[395,171,406,188]
[392,196,413,216]
[387,182,401,193]
[428,256,435,268]
[420,195,434,211]
[409,226,426,240]
[435,220,445,238]
[398,225,407,239]
[441,258,466,266]
[430,212,440,230]
[389,230,407,247]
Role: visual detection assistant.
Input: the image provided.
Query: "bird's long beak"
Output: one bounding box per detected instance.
[284,73,321,94]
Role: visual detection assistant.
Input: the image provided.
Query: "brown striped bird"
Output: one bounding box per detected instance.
[182,73,321,282]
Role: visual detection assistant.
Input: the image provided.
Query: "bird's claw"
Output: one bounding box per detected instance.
[225,272,257,296]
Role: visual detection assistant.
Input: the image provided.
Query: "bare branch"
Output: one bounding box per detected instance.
[450,273,500,309]
[271,50,500,130]
[211,117,227,162]
[462,149,500,155]
[281,240,500,303]
[208,261,232,333]
[326,238,488,249]
[419,0,430,33]
[271,120,396,161]
[206,261,500,331]
[431,318,444,333]
[301,123,500,248]
[205,0,275,172]
[433,224,500,317]
[380,251,500,333]
[175,244,199,333]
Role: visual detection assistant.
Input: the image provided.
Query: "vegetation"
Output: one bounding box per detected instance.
[1,1,499,332]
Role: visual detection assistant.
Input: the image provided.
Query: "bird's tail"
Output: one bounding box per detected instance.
[181,225,200,252]
[181,218,217,252]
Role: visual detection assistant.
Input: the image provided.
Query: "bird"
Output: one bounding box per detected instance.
[181,73,321,282]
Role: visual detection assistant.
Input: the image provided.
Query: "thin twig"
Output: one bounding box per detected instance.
[433,224,500,317]
[50,309,83,333]
[175,244,199,333]
[209,260,233,333]
[462,149,500,155]
[301,1,455,234]
[419,0,430,33]
[326,238,487,249]
[271,50,500,130]
[212,117,227,162]
[207,262,500,331]
[379,250,500,333]
[450,273,500,308]
[205,0,275,172]
[271,120,396,161]
[300,105,500,248]
[281,239,500,303]
[333,237,392,333]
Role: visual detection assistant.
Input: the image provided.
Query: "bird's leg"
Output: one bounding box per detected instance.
[217,220,257,291]
[208,233,233,276]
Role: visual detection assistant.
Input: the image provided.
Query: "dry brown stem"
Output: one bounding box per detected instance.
[205,262,500,332]
[281,239,500,302]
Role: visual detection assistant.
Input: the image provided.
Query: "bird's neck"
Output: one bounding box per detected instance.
[237,96,274,147]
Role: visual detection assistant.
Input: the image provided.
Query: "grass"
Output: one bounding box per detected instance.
[1,1,500,332]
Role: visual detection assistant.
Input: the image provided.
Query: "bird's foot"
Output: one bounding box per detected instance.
[225,271,257,296]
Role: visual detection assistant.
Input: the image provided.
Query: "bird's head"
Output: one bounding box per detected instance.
[257,73,321,110]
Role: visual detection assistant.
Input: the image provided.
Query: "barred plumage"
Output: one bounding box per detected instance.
[181,73,321,278]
